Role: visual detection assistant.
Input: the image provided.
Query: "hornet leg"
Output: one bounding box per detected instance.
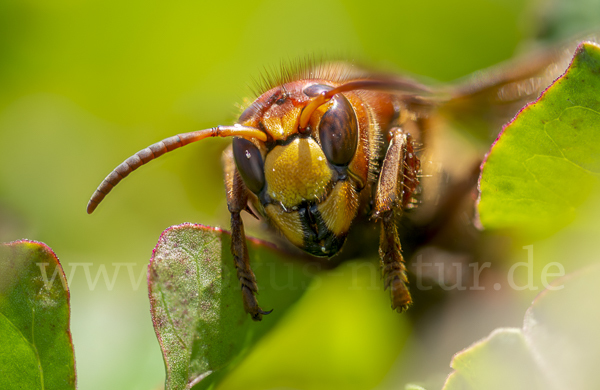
[223,146,271,321]
[372,128,420,312]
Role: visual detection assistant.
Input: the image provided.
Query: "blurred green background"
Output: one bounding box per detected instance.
[0,0,593,389]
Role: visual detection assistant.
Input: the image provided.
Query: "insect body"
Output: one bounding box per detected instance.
[88,56,563,320]
[226,74,427,319]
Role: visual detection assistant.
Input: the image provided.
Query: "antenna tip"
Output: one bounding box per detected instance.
[86,201,97,214]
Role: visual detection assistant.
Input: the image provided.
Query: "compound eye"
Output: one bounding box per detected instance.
[232,137,265,194]
[304,84,334,97]
[319,94,358,166]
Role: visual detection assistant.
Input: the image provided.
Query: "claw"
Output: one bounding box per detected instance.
[392,302,412,313]
[242,285,273,321]
[244,205,259,220]
[250,307,273,321]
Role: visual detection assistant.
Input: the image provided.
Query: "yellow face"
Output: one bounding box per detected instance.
[264,137,332,209]
[233,81,369,257]
[262,137,360,256]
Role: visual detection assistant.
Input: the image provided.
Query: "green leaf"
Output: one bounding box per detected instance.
[443,328,541,390]
[405,384,429,390]
[442,265,600,390]
[442,371,470,390]
[0,240,76,390]
[148,223,315,390]
[522,266,600,389]
[478,41,600,239]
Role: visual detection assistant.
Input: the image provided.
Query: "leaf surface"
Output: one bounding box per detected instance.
[148,223,315,390]
[478,41,600,238]
[443,265,600,390]
[0,240,76,390]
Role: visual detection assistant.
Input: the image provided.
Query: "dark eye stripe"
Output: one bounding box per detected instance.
[232,137,265,194]
[319,94,358,166]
